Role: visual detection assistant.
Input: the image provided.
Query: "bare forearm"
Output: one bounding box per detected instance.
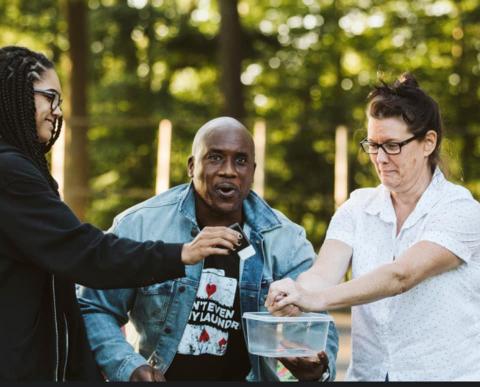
[303,263,406,311]
[269,242,462,314]
[296,270,339,292]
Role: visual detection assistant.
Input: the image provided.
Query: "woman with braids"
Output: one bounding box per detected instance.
[266,73,480,381]
[0,46,242,381]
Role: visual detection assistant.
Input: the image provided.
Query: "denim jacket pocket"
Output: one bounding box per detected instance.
[133,281,176,322]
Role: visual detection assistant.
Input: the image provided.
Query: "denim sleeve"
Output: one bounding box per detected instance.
[324,317,339,381]
[78,286,148,381]
[275,224,316,281]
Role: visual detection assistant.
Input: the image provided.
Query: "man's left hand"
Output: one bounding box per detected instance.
[279,351,329,381]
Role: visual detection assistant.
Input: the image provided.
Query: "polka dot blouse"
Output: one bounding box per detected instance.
[326,168,480,381]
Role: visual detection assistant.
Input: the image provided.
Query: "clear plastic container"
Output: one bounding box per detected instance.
[242,312,333,357]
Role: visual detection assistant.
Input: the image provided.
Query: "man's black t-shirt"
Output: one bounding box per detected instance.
[165,252,251,381]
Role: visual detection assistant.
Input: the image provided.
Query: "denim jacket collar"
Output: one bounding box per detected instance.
[178,182,282,235]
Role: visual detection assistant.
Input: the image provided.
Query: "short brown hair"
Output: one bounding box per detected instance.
[367,73,442,172]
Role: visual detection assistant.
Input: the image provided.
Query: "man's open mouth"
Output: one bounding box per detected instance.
[215,183,238,199]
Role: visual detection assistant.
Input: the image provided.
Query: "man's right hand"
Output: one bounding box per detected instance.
[181,226,241,265]
[130,364,166,382]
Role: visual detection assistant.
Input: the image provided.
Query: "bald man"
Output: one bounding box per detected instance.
[78,117,338,382]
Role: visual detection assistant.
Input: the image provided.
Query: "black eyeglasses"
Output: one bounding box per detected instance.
[360,134,420,155]
[33,88,63,111]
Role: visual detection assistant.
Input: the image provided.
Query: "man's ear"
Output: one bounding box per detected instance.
[423,130,437,157]
[187,155,194,178]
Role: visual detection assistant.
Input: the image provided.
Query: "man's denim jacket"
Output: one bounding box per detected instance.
[78,183,339,381]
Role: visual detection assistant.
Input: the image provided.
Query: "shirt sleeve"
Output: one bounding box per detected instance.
[77,202,174,381]
[419,197,480,264]
[77,286,148,381]
[0,163,185,289]
[325,197,356,248]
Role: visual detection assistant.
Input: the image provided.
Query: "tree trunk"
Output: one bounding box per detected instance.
[218,0,245,121]
[64,0,89,220]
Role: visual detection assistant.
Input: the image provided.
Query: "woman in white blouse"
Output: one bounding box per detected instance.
[265,73,480,381]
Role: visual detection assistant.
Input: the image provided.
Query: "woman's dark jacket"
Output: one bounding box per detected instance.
[0,141,185,381]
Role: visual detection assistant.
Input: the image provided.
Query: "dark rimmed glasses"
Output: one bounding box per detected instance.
[33,88,63,111]
[360,134,420,155]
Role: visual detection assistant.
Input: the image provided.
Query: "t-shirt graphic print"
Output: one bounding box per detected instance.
[177,268,240,356]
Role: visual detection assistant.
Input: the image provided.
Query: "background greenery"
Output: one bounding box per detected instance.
[1,0,479,250]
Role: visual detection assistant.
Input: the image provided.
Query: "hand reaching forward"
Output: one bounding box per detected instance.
[181,226,241,265]
[130,364,166,382]
[265,277,309,314]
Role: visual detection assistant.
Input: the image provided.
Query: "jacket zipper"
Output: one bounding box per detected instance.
[62,313,69,381]
[51,275,59,381]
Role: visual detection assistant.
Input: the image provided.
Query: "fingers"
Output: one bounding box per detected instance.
[181,226,243,265]
[130,365,157,382]
[269,303,300,317]
[280,354,320,367]
[265,279,299,316]
[265,278,306,315]
[205,237,235,252]
[278,356,299,369]
[266,293,298,315]
[281,304,301,316]
[317,351,329,367]
[280,351,329,381]
[194,227,240,251]
[265,291,285,310]
[201,226,242,245]
[265,278,294,308]
[271,294,296,310]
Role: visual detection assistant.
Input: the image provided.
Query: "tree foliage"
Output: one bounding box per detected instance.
[1,0,479,249]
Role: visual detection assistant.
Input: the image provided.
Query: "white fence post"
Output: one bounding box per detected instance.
[334,125,348,208]
[155,119,172,195]
[253,119,266,198]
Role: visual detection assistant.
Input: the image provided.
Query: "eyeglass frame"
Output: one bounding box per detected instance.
[359,133,421,155]
[33,88,63,112]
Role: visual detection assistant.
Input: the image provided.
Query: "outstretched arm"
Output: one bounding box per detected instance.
[268,240,461,313]
[0,157,240,289]
[265,239,352,313]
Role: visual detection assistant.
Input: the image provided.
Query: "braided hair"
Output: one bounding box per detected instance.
[0,46,62,192]
[367,73,443,172]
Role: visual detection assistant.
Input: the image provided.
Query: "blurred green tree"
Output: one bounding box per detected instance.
[1,0,479,249]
